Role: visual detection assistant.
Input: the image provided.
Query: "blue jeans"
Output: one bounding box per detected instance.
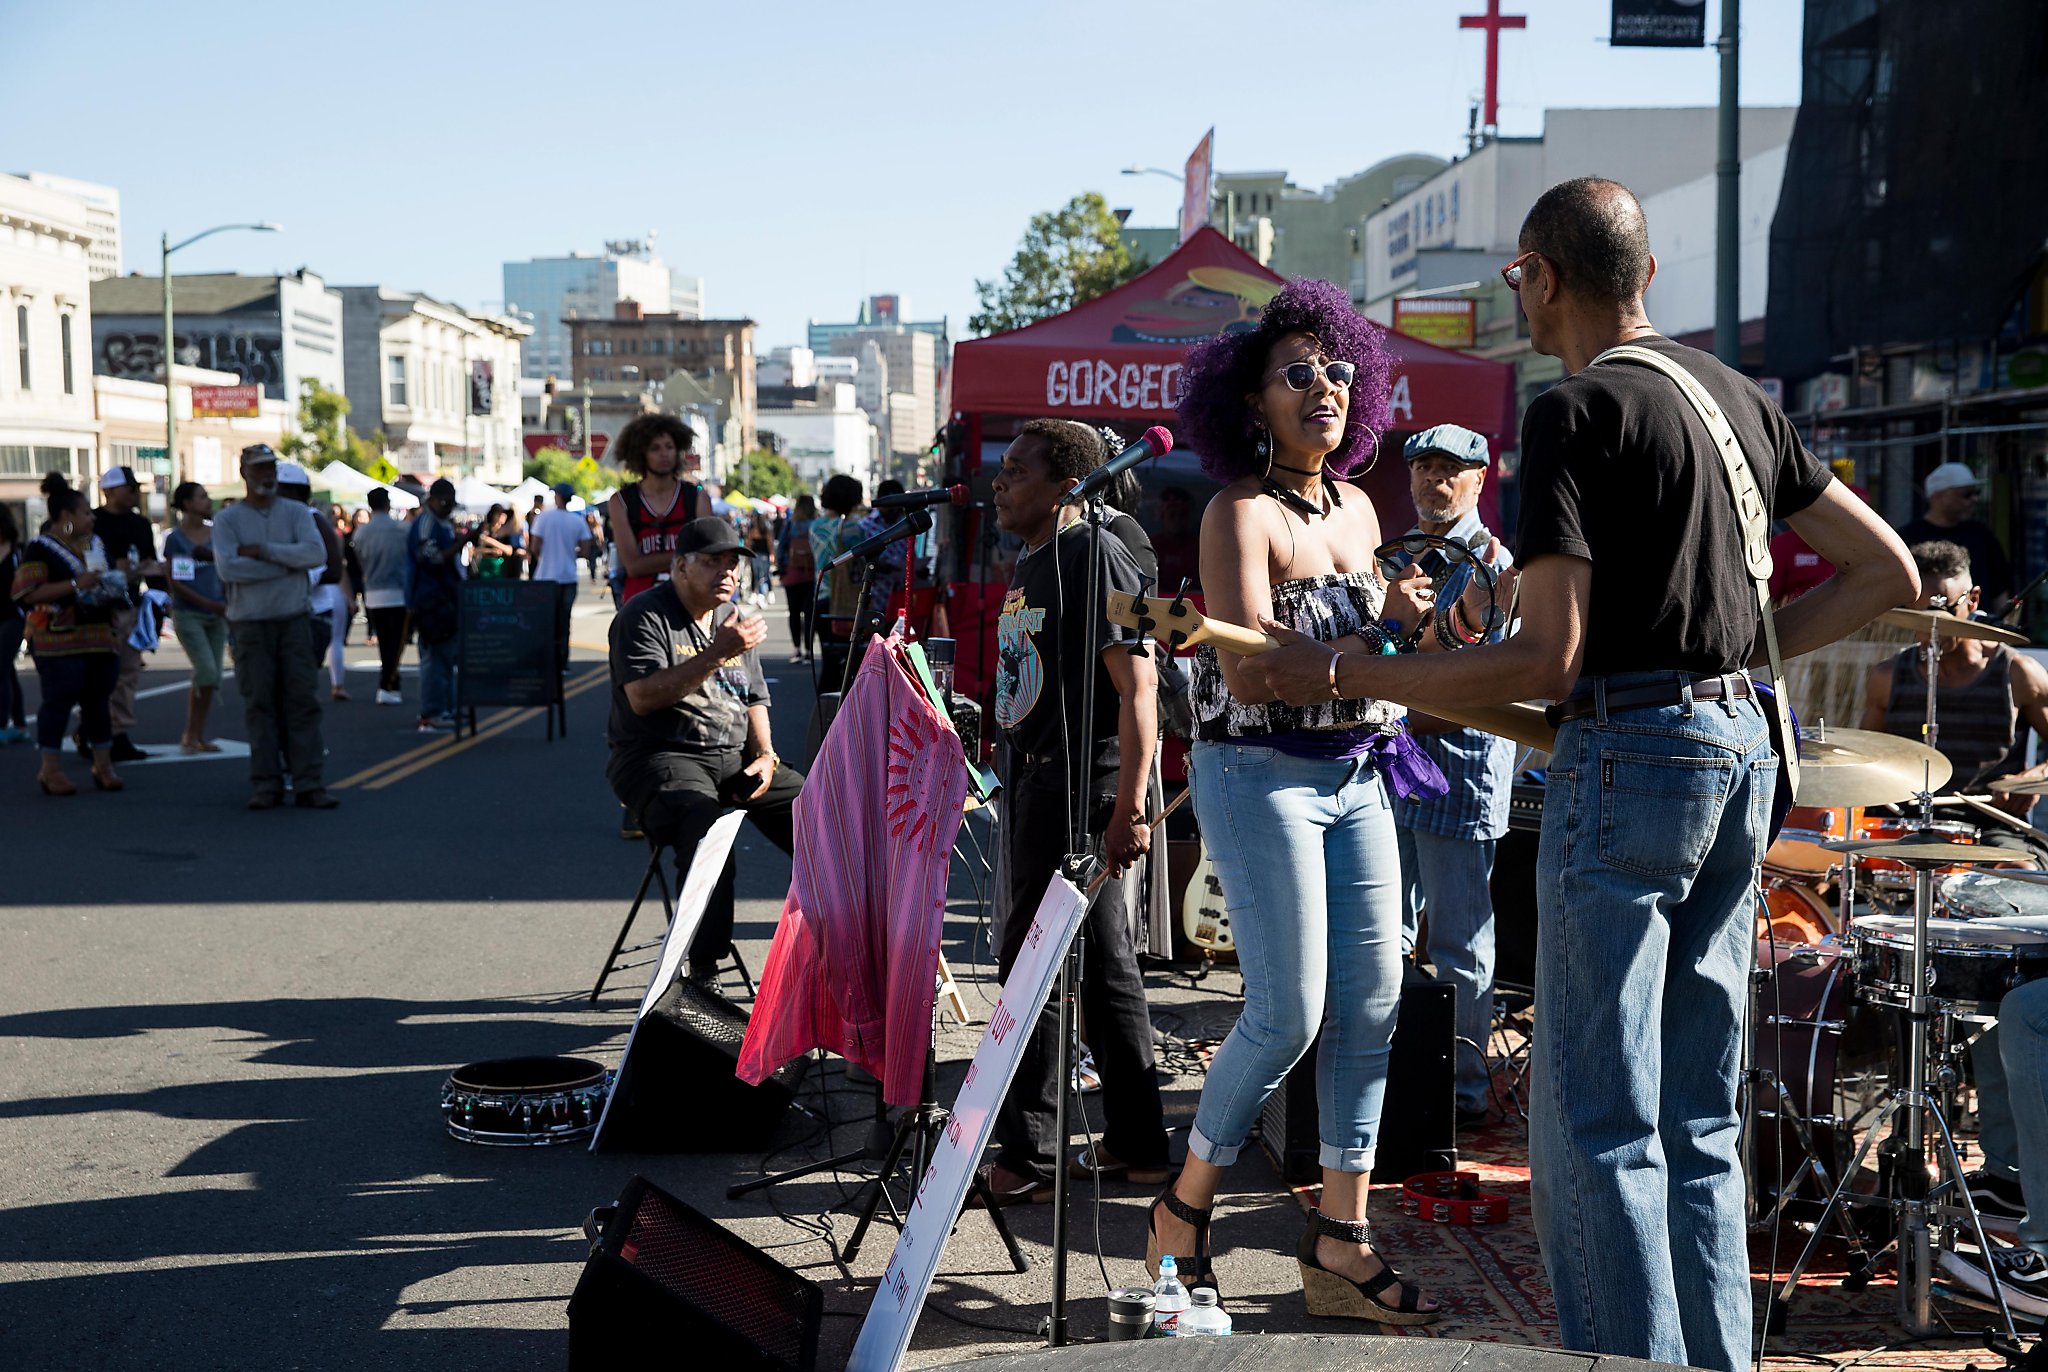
[1529,674,1775,1372]
[1187,740,1404,1173]
[1972,979,2048,1256]
[418,635,456,720]
[1395,825,1498,1114]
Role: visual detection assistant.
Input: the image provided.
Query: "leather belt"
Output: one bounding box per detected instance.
[1544,673,1754,727]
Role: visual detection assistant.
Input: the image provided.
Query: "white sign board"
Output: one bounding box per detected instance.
[588,810,746,1150]
[847,875,1088,1372]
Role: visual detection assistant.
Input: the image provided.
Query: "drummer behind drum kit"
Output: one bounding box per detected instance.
[1750,606,2048,1341]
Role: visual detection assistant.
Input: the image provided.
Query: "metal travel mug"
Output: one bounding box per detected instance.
[1105,1286,1156,1340]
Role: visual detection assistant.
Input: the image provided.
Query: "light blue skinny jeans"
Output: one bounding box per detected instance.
[1187,740,1404,1173]
[1529,673,1776,1372]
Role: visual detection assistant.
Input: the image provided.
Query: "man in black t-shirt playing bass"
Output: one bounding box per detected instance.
[1244,179,1917,1372]
[606,517,805,989]
[973,418,1170,1206]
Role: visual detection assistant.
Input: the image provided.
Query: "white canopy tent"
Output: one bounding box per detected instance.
[311,460,418,510]
[453,476,512,514]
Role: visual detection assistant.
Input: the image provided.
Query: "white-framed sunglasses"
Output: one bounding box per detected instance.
[1265,359,1356,392]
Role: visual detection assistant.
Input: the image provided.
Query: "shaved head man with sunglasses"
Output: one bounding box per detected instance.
[1244,176,1918,1371]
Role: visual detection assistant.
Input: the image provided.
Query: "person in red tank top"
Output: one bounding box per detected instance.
[607,414,713,605]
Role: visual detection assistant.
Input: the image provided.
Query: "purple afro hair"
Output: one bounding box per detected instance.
[1176,277,1393,482]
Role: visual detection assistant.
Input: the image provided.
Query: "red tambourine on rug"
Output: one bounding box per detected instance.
[1400,1170,1510,1226]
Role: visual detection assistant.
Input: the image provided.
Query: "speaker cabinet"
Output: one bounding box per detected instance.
[1258,963,1457,1183]
[600,978,809,1152]
[570,1174,821,1372]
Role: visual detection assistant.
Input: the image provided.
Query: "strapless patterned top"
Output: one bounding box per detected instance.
[1192,570,1406,741]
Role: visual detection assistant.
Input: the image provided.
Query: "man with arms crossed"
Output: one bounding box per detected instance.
[1244,177,1917,1372]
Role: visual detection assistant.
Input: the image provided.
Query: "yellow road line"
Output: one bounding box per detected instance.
[362,669,609,791]
[328,707,517,790]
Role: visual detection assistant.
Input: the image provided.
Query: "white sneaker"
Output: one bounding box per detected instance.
[1939,1245,2048,1318]
[375,689,401,706]
[416,716,453,734]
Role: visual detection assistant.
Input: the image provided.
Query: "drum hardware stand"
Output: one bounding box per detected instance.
[1767,831,2018,1341]
[727,1002,1030,1276]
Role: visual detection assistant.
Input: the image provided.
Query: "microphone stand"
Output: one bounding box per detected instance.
[1045,489,1113,1348]
[834,507,934,698]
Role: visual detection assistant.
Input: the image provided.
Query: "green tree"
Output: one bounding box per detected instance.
[728,449,801,500]
[521,446,609,501]
[970,191,1147,337]
[279,378,384,474]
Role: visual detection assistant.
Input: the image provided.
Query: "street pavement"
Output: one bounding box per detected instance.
[0,576,1328,1371]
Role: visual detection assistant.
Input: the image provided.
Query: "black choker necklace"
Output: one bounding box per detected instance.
[1261,476,1343,518]
[1269,460,1325,477]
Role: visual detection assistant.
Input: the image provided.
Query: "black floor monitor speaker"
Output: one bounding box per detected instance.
[1258,962,1457,1183]
[1490,827,1539,994]
[570,1174,821,1372]
[600,978,809,1151]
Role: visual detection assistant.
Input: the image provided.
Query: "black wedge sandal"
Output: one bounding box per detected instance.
[1297,1210,1439,1325]
[1144,1177,1220,1297]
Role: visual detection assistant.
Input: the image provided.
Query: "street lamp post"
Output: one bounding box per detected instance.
[1123,164,1187,236]
[161,222,280,495]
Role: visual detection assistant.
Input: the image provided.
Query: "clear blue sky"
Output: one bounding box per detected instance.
[6,0,1802,352]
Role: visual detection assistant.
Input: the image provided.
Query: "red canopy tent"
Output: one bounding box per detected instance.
[950,227,1518,480]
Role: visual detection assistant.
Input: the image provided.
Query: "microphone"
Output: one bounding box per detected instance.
[826,508,932,571]
[873,484,970,511]
[1056,425,1173,508]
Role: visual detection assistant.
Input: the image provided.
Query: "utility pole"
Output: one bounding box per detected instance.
[1714,0,1741,367]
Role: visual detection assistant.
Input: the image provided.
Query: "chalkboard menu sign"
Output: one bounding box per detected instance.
[456,580,565,737]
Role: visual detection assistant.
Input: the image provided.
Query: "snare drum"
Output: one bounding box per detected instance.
[442,1056,613,1146]
[1849,912,2048,1021]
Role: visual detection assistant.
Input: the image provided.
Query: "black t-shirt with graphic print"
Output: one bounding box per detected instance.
[607,582,768,768]
[994,521,1142,767]
[1514,336,1833,679]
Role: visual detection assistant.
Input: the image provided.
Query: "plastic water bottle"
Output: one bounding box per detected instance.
[1177,1287,1231,1337]
[1151,1255,1189,1336]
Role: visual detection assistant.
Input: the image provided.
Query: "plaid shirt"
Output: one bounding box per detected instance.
[1381,508,1516,840]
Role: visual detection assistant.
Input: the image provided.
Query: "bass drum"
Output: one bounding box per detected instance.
[1758,879,1836,948]
[1746,940,1894,1216]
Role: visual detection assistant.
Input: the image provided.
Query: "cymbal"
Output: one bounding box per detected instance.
[1879,607,2030,646]
[1792,727,1953,807]
[1998,777,2048,798]
[1821,837,2017,865]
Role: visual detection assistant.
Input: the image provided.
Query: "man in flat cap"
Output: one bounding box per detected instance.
[606,517,805,988]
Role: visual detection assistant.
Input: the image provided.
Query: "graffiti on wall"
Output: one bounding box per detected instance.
[94,322,288,397]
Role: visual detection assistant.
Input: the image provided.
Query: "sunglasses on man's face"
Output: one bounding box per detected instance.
[1266,359,1356,392]
[1501,250,1540,290]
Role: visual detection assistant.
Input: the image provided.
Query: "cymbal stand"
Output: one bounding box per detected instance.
[1768,833,2016,1340]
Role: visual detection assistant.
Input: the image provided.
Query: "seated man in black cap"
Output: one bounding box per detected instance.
[606,516,806,986]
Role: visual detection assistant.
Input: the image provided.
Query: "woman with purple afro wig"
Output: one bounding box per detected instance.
[1141,280,1444,1326]
[1178,277,1393,482]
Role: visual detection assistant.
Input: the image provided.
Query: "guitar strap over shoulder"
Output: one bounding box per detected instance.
[1588,343,1800,801]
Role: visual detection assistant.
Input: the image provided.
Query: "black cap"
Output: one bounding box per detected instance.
[675,516,743,557]
[428,478,457,501]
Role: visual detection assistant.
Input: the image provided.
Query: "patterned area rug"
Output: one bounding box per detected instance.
[1322,1104,2024,1369]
